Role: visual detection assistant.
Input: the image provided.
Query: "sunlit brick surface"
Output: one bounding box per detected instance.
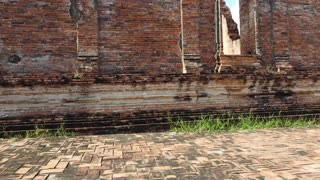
[1,128,320,179]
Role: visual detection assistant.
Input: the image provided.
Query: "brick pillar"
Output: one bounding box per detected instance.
[182,0,201,56]
[71,0,99,77]
[273,1,289,60]
[182,0,202,73]
[77,0,99,58]
[240,0,257,55]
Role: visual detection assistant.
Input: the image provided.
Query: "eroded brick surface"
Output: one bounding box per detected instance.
[1,73,319,135]
[0,0,78,75]
[0,128,320,179]
[98,0,183,75]
[0,0,318,75]
[241,0,320,69]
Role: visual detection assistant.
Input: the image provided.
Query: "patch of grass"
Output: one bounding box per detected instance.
[1,123,75,139]
[168,113,320,133]
[25,125,46,138]
[0,126,10,138]
[54,123,75,137]
[25,124,75,138]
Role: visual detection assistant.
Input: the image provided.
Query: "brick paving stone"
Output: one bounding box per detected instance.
[152,166,171,171]
[41,159,60,169]
[102,170,113,175]
[100,174,112,180]
[34,174,49,180]
[86,169,100,179]
[23,172,38,179]
[113,172,138,178]
[165,175,177,179]
[40,168,64,174]
[15,167,31,174]
[0,158,9,164]
[56,162,69,169]
[76,167,88,176]
[0,128,320,179]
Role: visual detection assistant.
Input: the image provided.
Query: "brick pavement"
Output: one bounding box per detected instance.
[0,128,320,179]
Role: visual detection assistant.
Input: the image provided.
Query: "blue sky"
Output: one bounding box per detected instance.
[225,0,237,8]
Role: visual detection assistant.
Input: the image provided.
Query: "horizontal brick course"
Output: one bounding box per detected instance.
[1,73,320,134]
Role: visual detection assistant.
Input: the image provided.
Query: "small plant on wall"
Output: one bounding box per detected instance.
[73,69,84,79]
[266,66,276,74]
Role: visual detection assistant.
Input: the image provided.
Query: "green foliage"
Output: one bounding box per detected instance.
[25,125,47,138]
[73,69,84,79]
[0,126,10,138]
[168,113,319,133]
[25,124,75,138]
[54,123,75,137]
[1,123,75,139]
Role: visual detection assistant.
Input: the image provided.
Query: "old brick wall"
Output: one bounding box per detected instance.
[1,73,319,134]
[183,0,217,73]
[240,0,257,55]
[0,0,320,134]
[0,0,220,77]
[245,0,320,69]
[182,0,201,56]
[198,0,216,67]
[0,0,78,76]
[182,0,201,73]
[1,0,319,76]
[77,0,99,58]
[97,0,183,75]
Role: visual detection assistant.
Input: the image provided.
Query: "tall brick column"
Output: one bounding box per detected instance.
[240,0,257,55]
[70,0,99,77]
[77,0,99,58]
[182,0,201,73]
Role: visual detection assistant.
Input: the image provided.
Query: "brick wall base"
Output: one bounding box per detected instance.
[1,72,319,135]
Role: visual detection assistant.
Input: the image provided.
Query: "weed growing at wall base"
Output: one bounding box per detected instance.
[1,123,75,139]
[25,124,75,138]
[168,113,320,133]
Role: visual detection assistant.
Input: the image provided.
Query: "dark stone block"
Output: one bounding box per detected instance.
[8,55,21,64]
[69,0,83,22]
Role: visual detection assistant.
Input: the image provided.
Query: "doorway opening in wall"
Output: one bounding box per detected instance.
[221,0,241,55]
[214,0,260,73]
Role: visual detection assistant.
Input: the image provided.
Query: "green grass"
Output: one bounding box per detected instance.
[25,124,75,138]
[168,113,320,133]
[1,123,75,139]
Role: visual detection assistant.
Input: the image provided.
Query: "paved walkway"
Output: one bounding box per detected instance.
[0,128,320,180]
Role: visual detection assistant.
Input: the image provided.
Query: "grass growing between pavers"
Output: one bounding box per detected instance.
[168,113,320,133]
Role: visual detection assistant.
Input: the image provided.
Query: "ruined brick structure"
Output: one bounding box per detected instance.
[0,0,319,134]
[240,0,319,70]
